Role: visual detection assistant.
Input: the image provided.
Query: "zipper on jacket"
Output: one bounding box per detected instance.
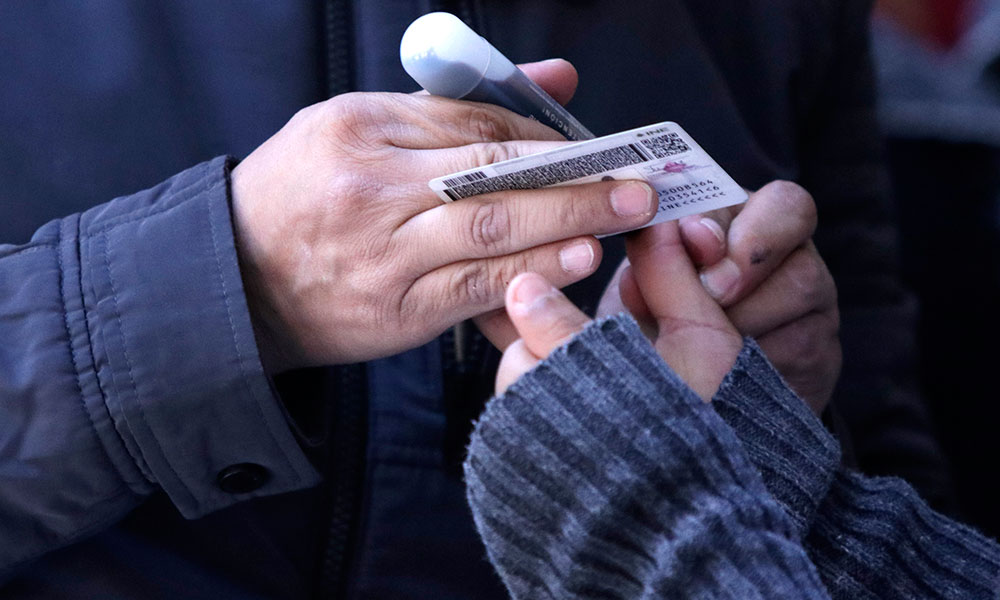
[317,2,365,599]
[316,361,367,600]
[315,1,484,597]
[323,0,354,98]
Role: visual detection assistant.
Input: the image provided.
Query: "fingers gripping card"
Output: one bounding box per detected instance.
[429,122,747,229]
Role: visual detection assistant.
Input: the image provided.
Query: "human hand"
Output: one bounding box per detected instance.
[496,220,743,401]
[597,181,841,414]
[231,60,658,374]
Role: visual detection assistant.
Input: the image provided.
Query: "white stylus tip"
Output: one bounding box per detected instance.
[400,12,491,98]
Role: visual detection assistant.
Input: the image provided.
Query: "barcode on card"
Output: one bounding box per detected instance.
[442,170,488,187]
[441,133,691,201]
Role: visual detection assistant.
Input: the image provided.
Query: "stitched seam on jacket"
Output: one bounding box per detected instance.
[103,229,197,507]
[86,234,153,483]
[0,244,59,260]
[55,218,133,496]
[80,161,213,237]
[80,219,156,485]
[89,233,154,483]
[1,164,212,260]
[6,161,219,252]
[206,182,301,482]
[76,219,133,472]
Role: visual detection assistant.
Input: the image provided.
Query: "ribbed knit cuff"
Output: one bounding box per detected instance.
[712,339,841,537]
[465,315,828,599]
[806,470,1000,598]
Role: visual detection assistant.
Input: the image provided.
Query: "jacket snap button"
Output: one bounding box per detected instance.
[216,463,270,494]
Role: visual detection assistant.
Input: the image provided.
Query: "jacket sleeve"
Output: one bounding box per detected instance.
[0,156,319,582]
[464,316,831,599]
[713,341,1000,598]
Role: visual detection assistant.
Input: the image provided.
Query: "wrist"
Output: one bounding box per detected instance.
[229,160,305,375]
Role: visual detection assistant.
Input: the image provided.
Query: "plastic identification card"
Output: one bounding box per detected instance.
[430,122,748,229]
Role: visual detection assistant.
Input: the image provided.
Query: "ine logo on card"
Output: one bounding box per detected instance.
[660,161,708,174]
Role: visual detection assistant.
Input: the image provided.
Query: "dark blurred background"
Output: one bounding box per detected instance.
[873,0,1000,538]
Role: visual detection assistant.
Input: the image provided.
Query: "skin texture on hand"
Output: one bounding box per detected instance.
[230,60,658,374]
[597,181,841,414]
[497,220,743,402]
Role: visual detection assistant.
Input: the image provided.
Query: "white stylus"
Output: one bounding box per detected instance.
[400,12,595,141]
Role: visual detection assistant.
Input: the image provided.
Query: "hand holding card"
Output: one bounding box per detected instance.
[430,122,748,232]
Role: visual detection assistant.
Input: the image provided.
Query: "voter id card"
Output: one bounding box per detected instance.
[429,122,747,229]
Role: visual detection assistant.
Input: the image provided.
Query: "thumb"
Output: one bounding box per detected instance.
[414,58,580,106]
[517,58,579,106]
[625,222,731,327]
[505,273,591,359]
[494,273,591,396]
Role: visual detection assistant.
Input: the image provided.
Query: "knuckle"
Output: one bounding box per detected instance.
[327,171,385,209]
[500,253,533,289]
[539,310,583,343]
[467,201,513,251]
[449,262,501,307]
[554,187,591,228]
[467,107,513,143]
[396,278,424,324]
[805,330,840,379]
[320,93,389,148]
[771,312,841,375]
[322,93,367,127]
[784,249,828,307]
[290,103,321,126]
[764,314,842,412]
[450,253,532,308]
[793,327,824,367]
[767,180,818,233]
[471,141,518,166]
[779,320,826,373]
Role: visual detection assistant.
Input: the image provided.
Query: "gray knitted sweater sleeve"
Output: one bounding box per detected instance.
[464,315,1000,599]
[712,332,1000,599]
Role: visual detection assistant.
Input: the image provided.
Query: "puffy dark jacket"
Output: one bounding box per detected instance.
[0,1,952,598]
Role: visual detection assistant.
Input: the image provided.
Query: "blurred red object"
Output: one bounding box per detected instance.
[876,0,971,48]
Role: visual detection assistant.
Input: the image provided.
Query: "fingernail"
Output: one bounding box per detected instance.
[513,274,556,306]
[700,258,740,301]
[559,242,595,272]
[611,182,655,217]
[700,217,725,244]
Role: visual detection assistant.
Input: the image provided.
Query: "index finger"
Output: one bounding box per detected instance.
[413,58,580,107]
[385,93,567,149]
[699,181,818,306]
